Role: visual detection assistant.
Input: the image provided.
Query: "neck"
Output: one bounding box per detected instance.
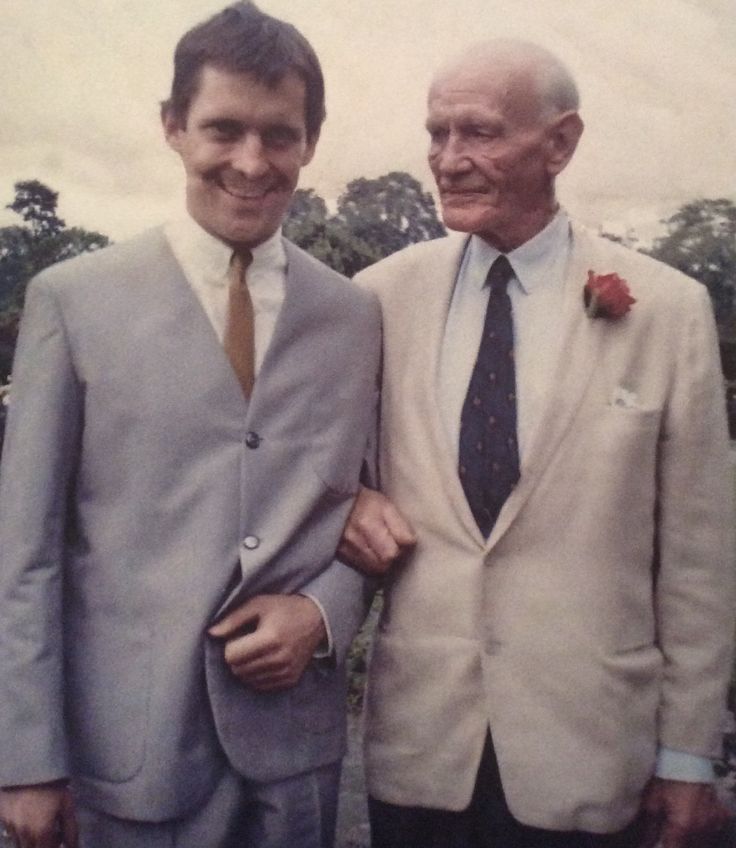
[481,199,559,254]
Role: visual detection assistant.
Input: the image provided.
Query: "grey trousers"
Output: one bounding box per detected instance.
[75,761,341,848]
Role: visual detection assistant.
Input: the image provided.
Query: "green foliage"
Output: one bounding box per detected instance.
[284,172,446,277]
[284,189,380,277]
[346,593,382,714]
[6,180,65,238]
[647,198,736,331]
[0,180,109,382]
[337,171,446,258]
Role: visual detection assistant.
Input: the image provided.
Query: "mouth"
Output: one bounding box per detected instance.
[440,187,490,199]
[216,175,278,202]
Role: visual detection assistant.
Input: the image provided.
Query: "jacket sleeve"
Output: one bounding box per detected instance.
[302,559,373,667]
[0,275,82,785]
[655,283,736,758]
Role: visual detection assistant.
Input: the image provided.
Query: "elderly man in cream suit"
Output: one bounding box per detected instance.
[340,40,735,848]
[0,4,379,848]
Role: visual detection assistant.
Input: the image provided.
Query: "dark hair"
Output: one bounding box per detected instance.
[162,1,325,140]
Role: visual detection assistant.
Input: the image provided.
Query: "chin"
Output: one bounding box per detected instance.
[441,208,490,235]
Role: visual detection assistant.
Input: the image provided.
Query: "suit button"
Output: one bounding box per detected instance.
[485,639,501,655]
[243,535,260,550]
[245,431,261,449]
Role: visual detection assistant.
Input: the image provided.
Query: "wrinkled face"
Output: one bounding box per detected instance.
[164,65,317,248]
[427,62,556,251]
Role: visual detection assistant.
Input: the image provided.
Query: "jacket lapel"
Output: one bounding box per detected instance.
[245,241,325,422]
[145,229,250,421]
[487,223,604,547]
[408,235,495,543]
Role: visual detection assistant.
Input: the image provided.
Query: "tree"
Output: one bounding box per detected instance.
[0,180,109,382]
[283,188,329,244]
[6,180,66,238]
[284,173,446,277]
[647,198,736,332]
[337,171,446,258]
[284,189,381,276]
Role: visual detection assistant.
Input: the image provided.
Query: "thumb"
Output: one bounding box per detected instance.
[385,505,417,547]
[208,598,261,639]
[59,792,79,848]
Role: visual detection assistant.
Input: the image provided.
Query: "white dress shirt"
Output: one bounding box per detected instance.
[165,216,286,372]
[439,209,713,783]
[440,209,570,462]
[165,215,333,655]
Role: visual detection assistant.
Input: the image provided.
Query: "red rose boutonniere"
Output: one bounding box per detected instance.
[583,271,636,319]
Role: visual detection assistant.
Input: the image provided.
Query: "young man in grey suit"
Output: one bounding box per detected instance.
[0,4,379,847]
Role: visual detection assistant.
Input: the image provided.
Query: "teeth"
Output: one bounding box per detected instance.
[224,187,267,199]
[219,180,271,200]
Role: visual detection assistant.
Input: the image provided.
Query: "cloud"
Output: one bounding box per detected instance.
[1,0,734,240]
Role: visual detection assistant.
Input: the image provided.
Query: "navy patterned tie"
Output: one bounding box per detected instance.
[458,255,520,537]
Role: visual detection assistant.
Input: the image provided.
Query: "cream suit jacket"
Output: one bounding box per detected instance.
[356,223,735,833]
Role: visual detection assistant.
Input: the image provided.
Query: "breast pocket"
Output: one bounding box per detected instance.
[583,404,662,490]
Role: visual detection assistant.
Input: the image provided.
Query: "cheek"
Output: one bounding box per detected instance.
[279,151,307,180]
[183,146,223,178]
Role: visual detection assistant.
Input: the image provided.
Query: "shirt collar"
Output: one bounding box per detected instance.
[166,215,286,288]
[465,209,571,295]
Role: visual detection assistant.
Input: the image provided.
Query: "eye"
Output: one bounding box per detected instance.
[262,126,302,149]
[467,124,500,140]
[427,126,448,145]
[470,124,503,141]
[205,120,241,142]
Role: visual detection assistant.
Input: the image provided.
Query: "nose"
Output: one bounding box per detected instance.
[430,133,472,177]
[232,133,269,178]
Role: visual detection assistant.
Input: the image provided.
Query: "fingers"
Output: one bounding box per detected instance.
[639,779,732,848]
[383,500,417,547]
[59,793,78,848]
[0,785,72,848]
[638,780,664,848]
[338,487,416,576]
[212,595,325,692]
[207,598,260,639]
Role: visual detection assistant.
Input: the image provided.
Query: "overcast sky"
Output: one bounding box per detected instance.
[2,0,735,243]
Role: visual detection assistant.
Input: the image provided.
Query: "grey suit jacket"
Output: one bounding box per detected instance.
[0,228,380,821]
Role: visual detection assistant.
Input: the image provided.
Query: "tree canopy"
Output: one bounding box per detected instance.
[284,172,446,277]
[0,180,109,381]
[647,198,736,333]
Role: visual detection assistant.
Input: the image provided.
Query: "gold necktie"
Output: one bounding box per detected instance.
[223,249,255,398]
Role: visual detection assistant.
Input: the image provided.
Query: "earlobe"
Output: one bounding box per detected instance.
[546,112,584,175]
[301,131,320,167]
[161,108,184,152]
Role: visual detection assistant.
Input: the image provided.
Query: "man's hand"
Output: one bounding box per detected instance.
[0,783,78,848]
[337,486,416,576]
[639,777,732,848]
[208,594,326,692]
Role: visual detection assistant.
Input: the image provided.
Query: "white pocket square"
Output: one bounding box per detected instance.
[610,386,639,409]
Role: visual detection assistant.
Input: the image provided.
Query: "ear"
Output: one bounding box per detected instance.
[301,128,321,167]
[545,111,584,176]
[161,104,185,153]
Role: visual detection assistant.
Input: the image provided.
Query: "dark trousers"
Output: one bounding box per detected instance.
[369,733,641,848]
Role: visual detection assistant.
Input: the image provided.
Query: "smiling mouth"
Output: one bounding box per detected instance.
[441,187,489,197]
[216,177,277,201]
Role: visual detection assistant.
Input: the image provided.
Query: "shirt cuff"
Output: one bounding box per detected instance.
[300,593,334,659]
[655,747,714,783]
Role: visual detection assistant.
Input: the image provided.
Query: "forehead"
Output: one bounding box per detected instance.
[427,60,539,125]
[188,64,307,125]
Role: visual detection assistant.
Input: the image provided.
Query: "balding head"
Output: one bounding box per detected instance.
[432,39,579,125]
[426,39,583,251]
